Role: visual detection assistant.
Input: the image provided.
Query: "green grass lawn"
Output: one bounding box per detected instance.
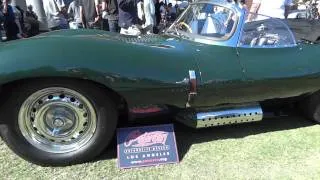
[1,116,320,180]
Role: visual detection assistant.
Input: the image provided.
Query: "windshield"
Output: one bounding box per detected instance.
[167,3,238,40]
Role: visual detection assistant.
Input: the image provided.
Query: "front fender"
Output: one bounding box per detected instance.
[0,33,198,108]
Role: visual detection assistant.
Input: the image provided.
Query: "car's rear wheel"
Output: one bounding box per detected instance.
[0,79,118,166]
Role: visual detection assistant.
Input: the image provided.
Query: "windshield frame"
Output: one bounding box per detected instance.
[165,1,242,46]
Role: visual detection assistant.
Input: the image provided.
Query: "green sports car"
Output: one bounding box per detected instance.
[0,0,320,166]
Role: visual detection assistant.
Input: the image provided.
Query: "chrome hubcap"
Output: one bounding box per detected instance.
[18,87,97,154]
[53,118,64,128]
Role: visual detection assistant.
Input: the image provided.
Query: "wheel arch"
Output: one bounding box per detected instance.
[0,77,129,126]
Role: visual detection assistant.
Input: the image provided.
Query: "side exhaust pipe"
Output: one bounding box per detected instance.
[176,103,263,128]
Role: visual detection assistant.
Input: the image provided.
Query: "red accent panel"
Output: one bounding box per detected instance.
[130,107,163,114]
[189,79,197,94]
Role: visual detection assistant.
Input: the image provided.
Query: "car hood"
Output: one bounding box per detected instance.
[31,29,199,49]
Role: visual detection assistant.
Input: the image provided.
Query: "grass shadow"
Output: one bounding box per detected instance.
[95,114,316,163]
[174,115,316,161]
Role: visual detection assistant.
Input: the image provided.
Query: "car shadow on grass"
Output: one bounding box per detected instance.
[94,114,317,163]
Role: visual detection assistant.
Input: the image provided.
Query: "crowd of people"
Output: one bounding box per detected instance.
[50,0,185,35]
[243,0,320,20]
[0,0,187,41]
[0,0,39,41]
[1,0,320,42]
[301,0,320,19]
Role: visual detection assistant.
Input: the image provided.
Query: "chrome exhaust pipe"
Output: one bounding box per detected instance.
[176,103,263,128]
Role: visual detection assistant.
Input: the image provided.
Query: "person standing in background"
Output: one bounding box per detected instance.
[0,1,4,30]
[137,0,144,25]
[43,0,69,30]
[25,5,40,37]
[142,0,155,34]
[68,0,82,29]
[137,0,155,34]
[0,1,4,41]
[118,0,141,35]
[79,0,101,29]
[159,1,166,23]
[239,0,248,12]
[318,1,320,19]
[26,5,38,20]
[248,0,292,20]
[57,0,68,16]
[102,0,119,32]
[167,3,176,21]
[12,4,25,38]
[2,0,19,40]
[245,0,253,11]
[154,0,161,26]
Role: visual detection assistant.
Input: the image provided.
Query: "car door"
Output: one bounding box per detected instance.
[194,43,245,107]
[177,3,246,107]
[237,18,312,102]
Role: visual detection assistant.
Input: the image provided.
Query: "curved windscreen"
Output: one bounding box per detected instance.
[239,13,297,48]
[167,3,238,41]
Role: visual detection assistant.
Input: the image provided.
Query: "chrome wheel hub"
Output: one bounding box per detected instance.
[18,87,97,154]
[53,118,65,128]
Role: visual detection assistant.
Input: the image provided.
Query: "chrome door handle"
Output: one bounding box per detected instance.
[175,78,189,84]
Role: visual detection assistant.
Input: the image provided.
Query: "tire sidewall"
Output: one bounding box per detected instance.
[0,79,117,166]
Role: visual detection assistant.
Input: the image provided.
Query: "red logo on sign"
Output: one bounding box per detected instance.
[124,130,169,147]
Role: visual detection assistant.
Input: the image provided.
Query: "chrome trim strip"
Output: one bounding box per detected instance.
[189,70,197,94]
[239,44,297,49]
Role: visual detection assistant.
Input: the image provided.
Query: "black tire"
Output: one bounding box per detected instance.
[300,92,320,123]
[0,79,118,166]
